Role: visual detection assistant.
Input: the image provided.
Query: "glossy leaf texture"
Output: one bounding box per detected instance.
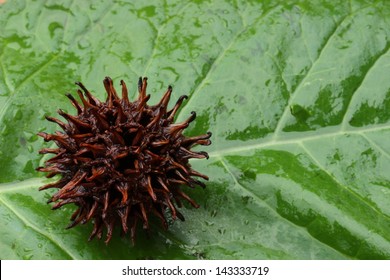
[0,0,389,259]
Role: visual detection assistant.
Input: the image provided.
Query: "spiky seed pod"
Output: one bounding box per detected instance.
[37,77,211,244]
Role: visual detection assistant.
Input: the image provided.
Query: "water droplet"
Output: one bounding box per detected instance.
[2,213,12,222]
[38,243,43,248]
[27,145,33,153]
[78,39,90,50]
[30,134,38,142]
[241,196,250,205]
[23,254,33,260]
[194,251,205,259]
[23,248,33,259]
[244,219,249,225]
[205,221,214,226]
[44,222,53,231]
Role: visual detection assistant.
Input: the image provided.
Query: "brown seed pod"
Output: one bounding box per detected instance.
[37,77,211,244]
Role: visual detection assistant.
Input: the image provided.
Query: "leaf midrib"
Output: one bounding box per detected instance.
[208,123,389,158]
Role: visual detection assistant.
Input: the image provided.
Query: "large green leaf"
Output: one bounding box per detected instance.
[0,0,389,259]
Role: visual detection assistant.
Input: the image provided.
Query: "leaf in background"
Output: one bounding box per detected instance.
[0,0,389,259]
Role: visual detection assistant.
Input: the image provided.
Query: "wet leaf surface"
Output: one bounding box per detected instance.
[0,0,389,259]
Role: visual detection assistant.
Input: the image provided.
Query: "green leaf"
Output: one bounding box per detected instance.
[1,0,389,259]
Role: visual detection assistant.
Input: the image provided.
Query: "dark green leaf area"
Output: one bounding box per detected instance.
[221,149,390,259]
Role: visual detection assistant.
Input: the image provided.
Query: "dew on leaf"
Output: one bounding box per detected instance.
[23,254,33,260]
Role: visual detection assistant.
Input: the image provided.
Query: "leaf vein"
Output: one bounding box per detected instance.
[218,156,349,257]
[176,4,280,121]
[59,0,75,52]
[0,177,47,193]
[272,13,350,139]
[360,132,390,160]
[209,123,390,158]
[0,196,76,259]
[341,45,390,129]
[74,2,115,43]
[299,142,389,220]
[142,2,192,77]
[0,53,60,124]
[0,59,12,92]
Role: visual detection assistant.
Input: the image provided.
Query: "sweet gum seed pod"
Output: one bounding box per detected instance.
[37,77,211,244]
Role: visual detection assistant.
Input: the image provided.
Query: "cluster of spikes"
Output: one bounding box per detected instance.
[37,77,211,244]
